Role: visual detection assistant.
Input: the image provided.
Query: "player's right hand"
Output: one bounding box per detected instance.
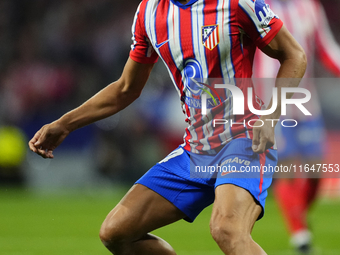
[251,117,275,154]
[28,121,70,159]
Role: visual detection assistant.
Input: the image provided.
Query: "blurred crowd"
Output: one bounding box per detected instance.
[0,0,142,126]
[0,0,339,186]
[0,0,184,186]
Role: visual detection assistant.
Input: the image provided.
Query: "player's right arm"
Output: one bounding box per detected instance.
[237,0,307,153]
[251,25,307,153]
[28,58,154,159]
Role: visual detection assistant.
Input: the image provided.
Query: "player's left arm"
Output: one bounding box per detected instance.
[252,25,307,153]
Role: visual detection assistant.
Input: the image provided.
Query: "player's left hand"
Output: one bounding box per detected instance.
[251,118,276,154]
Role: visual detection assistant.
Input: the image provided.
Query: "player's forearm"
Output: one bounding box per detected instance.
[55,59,153,133]
[57,80,140,132]
[265,50,307,120]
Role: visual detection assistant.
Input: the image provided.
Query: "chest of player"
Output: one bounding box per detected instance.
[143,0,239,71]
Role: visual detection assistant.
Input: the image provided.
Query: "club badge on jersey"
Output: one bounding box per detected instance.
[202,25,220,50]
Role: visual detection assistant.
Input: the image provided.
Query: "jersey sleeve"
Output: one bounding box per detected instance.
[237,0,283,49]
[129,1,159,64]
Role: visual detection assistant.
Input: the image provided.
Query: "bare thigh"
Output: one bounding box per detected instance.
[210,184,266,255]
[100,184,186,243]
[211,184,262,234]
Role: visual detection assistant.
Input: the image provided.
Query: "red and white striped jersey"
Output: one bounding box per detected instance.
[130,0,283,154]
[253,0,340,119]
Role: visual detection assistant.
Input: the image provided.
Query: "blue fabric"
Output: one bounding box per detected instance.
[136,138,278,222]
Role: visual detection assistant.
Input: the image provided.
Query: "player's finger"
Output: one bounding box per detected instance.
[34,135,44,147]
[29,136,42,153]
[254,136,267,154]
[28,140,38,152]
[29,130,43,152]
[46,150,54,159]
[252,128,260,152]
[36,148,53,159]
[35,149,47,158]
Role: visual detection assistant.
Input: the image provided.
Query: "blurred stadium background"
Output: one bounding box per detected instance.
[0,0,340,254]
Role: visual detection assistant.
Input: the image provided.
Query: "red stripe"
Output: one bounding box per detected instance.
[179,7,196,150]
[246,2,255,13]
[230,0,260,139]
[179,8,194,62]
[183,128,192,151]
[198,0,225,151]
[203,1,222,78]
[213,30,217,48]
[258,151,268,200]
[155,1,169,48]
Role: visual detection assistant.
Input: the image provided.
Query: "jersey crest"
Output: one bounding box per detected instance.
[202,25,219,50]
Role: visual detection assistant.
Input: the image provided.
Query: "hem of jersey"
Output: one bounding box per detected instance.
[181,136,253,154]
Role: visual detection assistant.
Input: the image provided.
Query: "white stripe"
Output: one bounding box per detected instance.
[146,0,182,97]
[144,0,157,51]
[238,0,274,38]
[131,1,143,50]
[194,1,212,151]
[188,1,208,151]
[168,3,203,152]
[168,5,182,70]
[216,0,233,142]
[201,110,213,151]
[192,1,209,78]
[218,0,234,81]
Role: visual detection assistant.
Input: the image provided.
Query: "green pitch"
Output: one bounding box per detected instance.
[0,187,339,255]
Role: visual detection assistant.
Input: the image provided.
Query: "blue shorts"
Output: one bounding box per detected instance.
[136,138,278,222]
[275,117,325,160]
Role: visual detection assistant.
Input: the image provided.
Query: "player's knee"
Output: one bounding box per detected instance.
[210,213,248,251]
[99,219,130,251]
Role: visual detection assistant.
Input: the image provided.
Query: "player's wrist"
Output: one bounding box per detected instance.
[56,115,75,134]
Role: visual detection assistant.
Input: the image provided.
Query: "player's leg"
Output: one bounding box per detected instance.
[99,146,215,255]
[207,138,277,255]
[273,122,308,248]
[274,119,324,253]
[210,184,266,255]
[99,184,185,255]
